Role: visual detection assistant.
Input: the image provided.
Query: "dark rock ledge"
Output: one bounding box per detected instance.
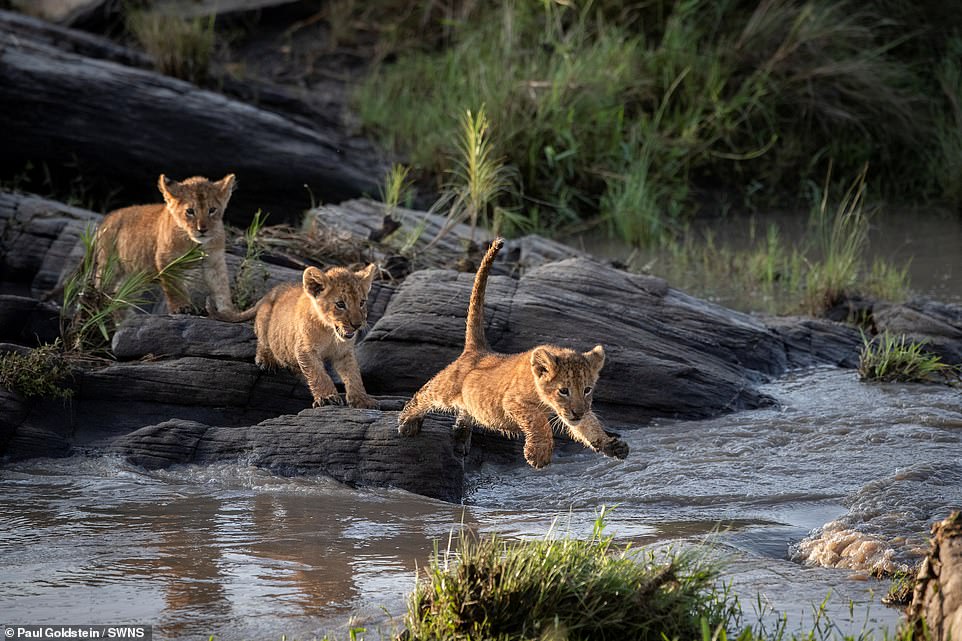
[4,190,960,501]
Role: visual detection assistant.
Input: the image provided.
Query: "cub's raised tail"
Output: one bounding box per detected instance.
[464,237,504,352]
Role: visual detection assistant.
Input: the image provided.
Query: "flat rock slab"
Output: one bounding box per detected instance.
[110,410,465,502]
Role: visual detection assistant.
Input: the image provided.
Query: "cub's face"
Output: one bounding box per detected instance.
[158,173,236,244]
[302,264,378,341]
[531,345,605,427]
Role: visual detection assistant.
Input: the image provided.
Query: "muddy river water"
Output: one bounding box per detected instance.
[2,368,961,639]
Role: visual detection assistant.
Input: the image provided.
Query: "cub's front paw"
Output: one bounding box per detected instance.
[524,442,552,469]
[312,393,344,408]
[601,438,629,460]
[347,393,379,410]
[397,414,423,437]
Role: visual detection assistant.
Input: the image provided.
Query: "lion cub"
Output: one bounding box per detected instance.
[397,238,629,468]
[95,174,236,313]
[214,264,379,410]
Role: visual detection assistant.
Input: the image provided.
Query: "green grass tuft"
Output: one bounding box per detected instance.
[0,341,74,400]
[126,9,216,83]
[803,165,871,314]
[232,209,270,310]
[858,331,956,384]
[379,163,414,217]
[431,107,516,243]
[403,509,737,641]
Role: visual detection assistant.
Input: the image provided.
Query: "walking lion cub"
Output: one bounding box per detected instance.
[397,238,629,468]
[213,264,379,410]
[95,174,237,313]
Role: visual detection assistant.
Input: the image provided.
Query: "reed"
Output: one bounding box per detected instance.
[127,9,216,83]
[356,0,937,243]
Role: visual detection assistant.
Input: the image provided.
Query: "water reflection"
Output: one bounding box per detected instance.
[1,368,960,638]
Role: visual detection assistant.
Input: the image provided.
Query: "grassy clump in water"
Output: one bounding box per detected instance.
[858,332,956,384]
[403,511,737,641]
[643,169,909,315]
[356,0,950,242]
[0,341,74,400]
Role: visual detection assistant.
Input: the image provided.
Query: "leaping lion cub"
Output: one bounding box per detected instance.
[397,238,629,468]
[213,264,379,410]
[96,174,237,313]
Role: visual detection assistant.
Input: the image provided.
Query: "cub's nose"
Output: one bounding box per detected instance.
[197,225,208,235]
[570,411,583,421]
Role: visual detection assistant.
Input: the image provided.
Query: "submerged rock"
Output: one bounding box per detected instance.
[109,409,466,503]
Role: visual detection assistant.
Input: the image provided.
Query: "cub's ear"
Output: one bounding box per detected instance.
[302,266,328,298]
[355,264,377,291]
[530,347,558,379]
[584,344,605,373]
[216,173,237,198]
[158,174,179,203]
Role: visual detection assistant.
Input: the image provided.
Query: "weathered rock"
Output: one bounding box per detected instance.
[358,259,838,421]
[110,410,466,502]
[311,198,589,272]
[0,13,387,222]
[7,0,105,26]
[0,191,99,296]
[763,316,862,369]
[875,299,962,365]
[112,315,257,361]
[0,295,61,346]
[0,386,28,454]
[907,512,962,641]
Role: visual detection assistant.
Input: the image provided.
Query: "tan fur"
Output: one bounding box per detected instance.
[398,238,629,468]
[95,174,237,313]
[213,264,379,409]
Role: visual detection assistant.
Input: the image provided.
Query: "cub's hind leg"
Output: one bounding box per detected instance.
[252,298,277,370]
[397,377,446,437]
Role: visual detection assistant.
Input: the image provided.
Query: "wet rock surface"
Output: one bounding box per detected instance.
[109,409,466,502]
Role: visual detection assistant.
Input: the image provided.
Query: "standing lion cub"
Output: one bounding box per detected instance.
[397,238,629,468]
[95,173,236,313]
[212,264,379,410]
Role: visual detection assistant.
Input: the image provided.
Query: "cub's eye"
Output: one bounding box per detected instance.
[359,300,366,307]
[335,301,346,310]
[208,207,217,215]
[584,386,592,395]
[558,388,570,397]
[185,208,195,218]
